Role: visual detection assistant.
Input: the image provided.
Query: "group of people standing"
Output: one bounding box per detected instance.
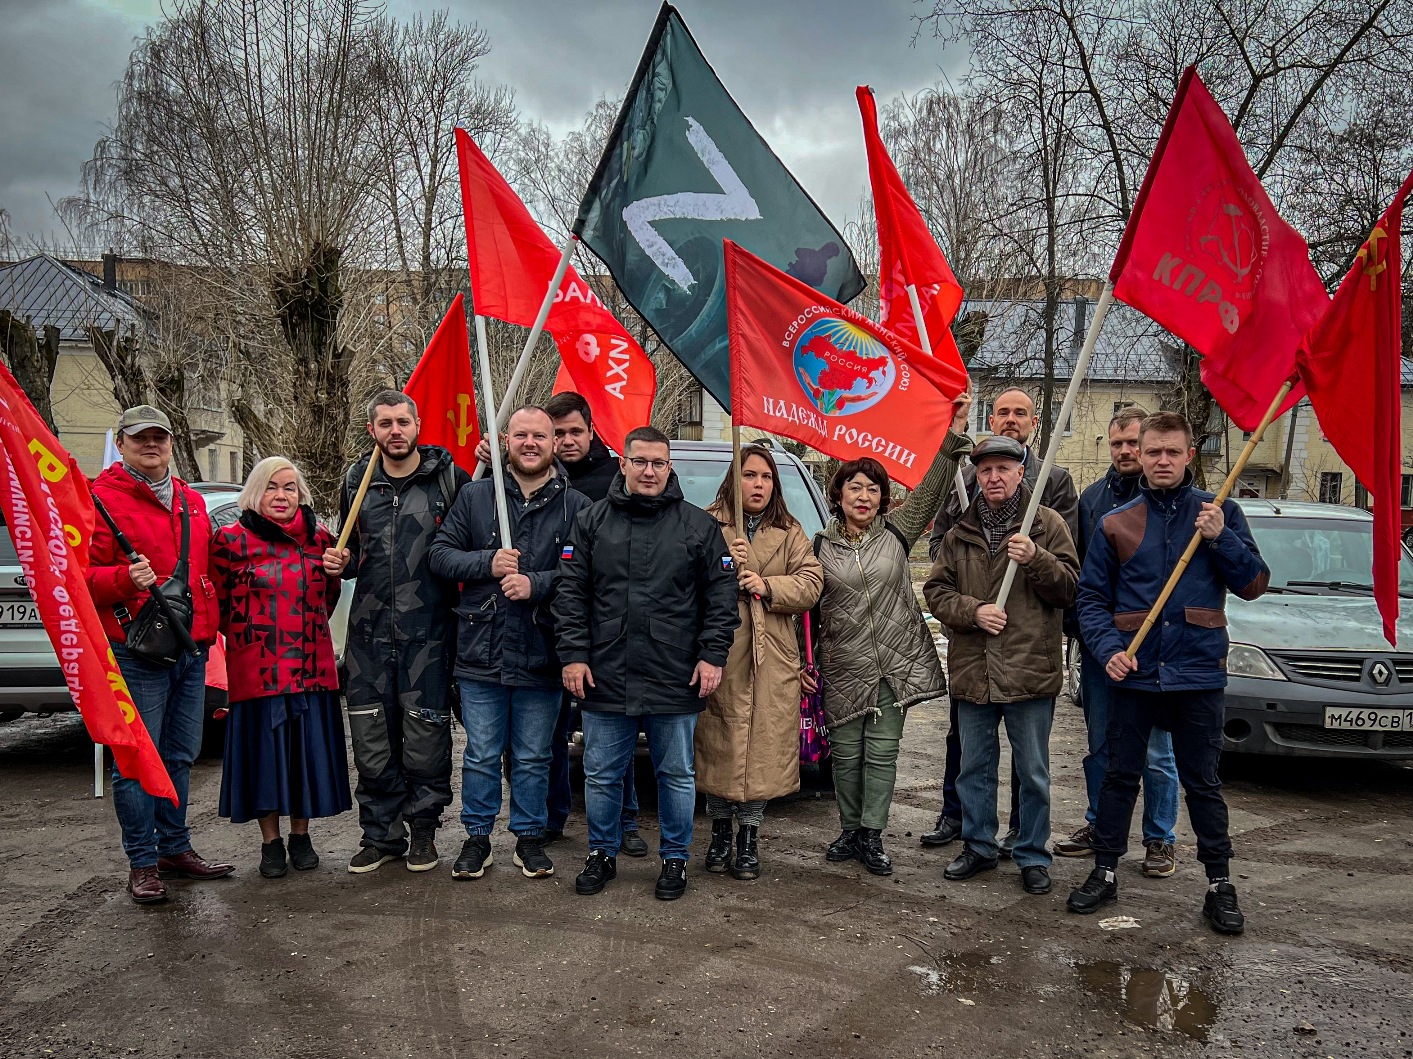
[89,380,1267,935]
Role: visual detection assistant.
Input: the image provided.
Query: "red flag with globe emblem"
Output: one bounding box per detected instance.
[724,241,967,488]
[1109,67,1329,430]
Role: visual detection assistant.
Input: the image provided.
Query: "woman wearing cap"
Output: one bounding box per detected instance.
[87,406,231,905]
[812,395,973,876]
[209,457,351,877]
[695,444,823,880]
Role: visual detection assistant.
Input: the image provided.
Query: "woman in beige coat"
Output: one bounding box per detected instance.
[696,445,823,880]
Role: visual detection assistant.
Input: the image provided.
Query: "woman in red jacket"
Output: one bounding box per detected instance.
[209,457,351,878]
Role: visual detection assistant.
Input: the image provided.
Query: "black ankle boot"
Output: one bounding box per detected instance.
[705,818,733,873]
[731,824,760,880]
[857,828,893,876]
[259,837,287,878]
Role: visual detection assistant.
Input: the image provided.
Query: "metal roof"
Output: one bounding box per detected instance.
[0,254,147,343]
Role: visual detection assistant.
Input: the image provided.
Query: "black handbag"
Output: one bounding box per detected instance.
[121,494,195,668]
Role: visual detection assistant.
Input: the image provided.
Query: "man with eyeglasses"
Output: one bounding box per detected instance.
[553,426,740,900]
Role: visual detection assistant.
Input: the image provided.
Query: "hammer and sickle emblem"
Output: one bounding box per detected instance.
[447,394,477,446]
[1357,225,1388,291]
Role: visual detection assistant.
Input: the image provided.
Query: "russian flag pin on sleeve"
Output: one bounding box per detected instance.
[561,544,574,560]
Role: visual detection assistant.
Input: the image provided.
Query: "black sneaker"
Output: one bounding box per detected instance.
[620,829,649,857]
[1066,866,1119,914]
[576,850,617,895]
[655,858,688,900]
[451,835,493,880]
[543,828,566,843]
[919,814,962,848]
[406,822,440,873]
[259,838,287,878]
[287,832,318,871]
[857,828,892,876]
[826,829,859,862]
[513,836,555,878]
[1203,882,1246,935]
[347,846,399,874]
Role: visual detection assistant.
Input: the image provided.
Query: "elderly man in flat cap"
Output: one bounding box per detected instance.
[923,435,1079,897]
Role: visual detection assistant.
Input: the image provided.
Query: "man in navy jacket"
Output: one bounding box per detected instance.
[1069,412,1269,934]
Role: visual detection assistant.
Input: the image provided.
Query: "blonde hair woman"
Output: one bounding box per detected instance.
[209,457,351,878]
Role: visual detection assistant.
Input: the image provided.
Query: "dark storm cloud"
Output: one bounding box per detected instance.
[0,0,965,244]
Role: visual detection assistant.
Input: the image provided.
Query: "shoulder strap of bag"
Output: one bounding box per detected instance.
[171,491,190,581]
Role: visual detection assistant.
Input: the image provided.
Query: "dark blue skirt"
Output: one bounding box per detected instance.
[219,691,352,823]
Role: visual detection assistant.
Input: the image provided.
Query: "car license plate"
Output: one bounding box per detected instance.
[0,601,40,627]
[1323,707,1413,731]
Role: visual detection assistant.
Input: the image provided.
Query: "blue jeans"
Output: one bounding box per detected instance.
[1079,647,1179,845]
[458,680,561,837]
[546,701,640,833]
[111,644,208,869]
[582,710,696,861]
[955,697,1053,869]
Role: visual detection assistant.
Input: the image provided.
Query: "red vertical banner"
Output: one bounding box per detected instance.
[404,293,481,474]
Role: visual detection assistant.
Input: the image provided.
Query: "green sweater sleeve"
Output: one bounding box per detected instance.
[886,430,974,550]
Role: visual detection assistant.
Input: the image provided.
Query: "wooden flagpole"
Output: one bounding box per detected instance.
[472,231,577,480]
[474,314,515,547]
[1123,378,1293,659]
[334,452,377,552]
[905,283,970,513]
[995,282,1116,611]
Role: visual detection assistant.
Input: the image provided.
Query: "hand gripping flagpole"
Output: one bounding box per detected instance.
[995,281,1116,612]
[905,283,970,512]
[472,231,577,480]
[1123,376,1293,659]
[474,314,515,547]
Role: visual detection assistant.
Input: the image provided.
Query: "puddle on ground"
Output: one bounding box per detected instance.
[1074,960,1218,1041]
[906,950,1005,996]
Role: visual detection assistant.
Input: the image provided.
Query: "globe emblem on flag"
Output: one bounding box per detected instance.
[792,316,896,417]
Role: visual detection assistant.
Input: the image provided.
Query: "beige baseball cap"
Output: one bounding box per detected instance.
[116,405,173,436]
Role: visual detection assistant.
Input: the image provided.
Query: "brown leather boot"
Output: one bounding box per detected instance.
[128,866,168,904]
[156,850,236,880]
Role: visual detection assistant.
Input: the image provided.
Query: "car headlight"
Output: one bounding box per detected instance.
[1227,643,1287,681]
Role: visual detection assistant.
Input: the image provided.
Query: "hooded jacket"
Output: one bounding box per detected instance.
[1076,471,1270,691]
[552,471,741,716]
[563,434,618,503]
[86,463,219,645]
[209,506,340,702]
[429,468,590,689]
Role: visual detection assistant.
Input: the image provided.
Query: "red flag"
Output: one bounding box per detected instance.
[455,128,656,453]
[1110,67,1328,430]
[725,241,967,488]
[0,364,175,802]
[405,294,481,474]
[1297,170,1412,646]
[857,86,965,362]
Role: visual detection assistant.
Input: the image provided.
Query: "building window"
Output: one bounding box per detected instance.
[1354,482,1370,510]
[1319,471,1343,505]
[229,451,240,482]
[207,447,218,481]
[1112,400,1134,416]
[1401,473,1413,509]
[974,399,993,435]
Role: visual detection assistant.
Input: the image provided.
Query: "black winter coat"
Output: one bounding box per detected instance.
[563,434,618,502]
[429,470,590,689]
[552,472,741,716]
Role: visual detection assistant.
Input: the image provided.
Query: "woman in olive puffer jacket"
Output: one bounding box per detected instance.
[814,398,973,876]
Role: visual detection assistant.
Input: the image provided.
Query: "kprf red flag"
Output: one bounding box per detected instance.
[404,294,480,474]
[1297,170,1412,646]
[857,86,965,362]
[0,364,175,802]
[455,128,656,453]
[725,241,967,488]
[1110,67,1328,430]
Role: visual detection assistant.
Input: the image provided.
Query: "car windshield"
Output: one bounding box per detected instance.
[1246,516,1413,596]
[672,458,825,539]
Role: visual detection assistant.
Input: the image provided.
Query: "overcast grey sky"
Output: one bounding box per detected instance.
[0,0,966,249]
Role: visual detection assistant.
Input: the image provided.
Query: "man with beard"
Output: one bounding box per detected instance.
[430,407,590,881]
[921,387,1079,853]
[323,390,470,873]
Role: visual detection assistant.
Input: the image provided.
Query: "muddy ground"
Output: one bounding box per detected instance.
[1,694,1410,1059]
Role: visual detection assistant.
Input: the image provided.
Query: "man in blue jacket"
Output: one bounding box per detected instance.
[430,406,590,883]
[1054,405,1181,878]
[1069,412,1269,934]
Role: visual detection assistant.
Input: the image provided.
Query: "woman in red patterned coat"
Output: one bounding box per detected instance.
[209,457,351,878]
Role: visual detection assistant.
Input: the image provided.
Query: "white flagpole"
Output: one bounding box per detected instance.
[905,283,970,513]
[995,281,1115,611]
[473,231,577,480]
[474,314,514,547]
